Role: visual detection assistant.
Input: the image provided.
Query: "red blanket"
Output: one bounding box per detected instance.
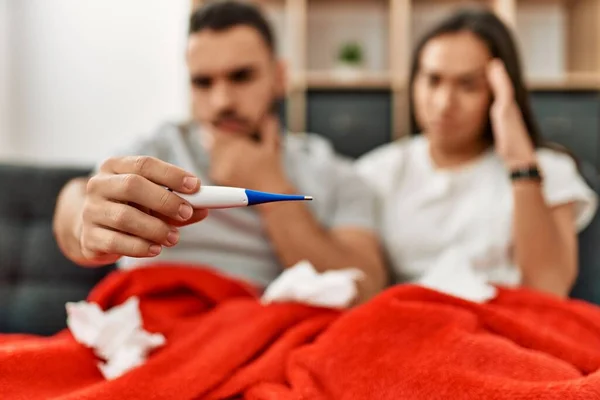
[2,263,600,399]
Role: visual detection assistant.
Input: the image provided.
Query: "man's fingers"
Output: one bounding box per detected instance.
[86,174,196,222]
[84,200,179,247]
[152,208,209,227]
[81,225,162,259]
[99,156,200,193]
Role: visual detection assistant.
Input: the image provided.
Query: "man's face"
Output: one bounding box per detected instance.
[186,25,285,137]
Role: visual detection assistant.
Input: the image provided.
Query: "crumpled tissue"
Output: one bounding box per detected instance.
[261,260,364,309]
[66,296,165,380]
[417,247,498,303]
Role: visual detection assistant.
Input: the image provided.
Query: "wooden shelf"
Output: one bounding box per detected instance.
[191,0,600,136]
[305,71,392,90]
[513,0,600,90]
[295,73,600,91]
[528,74,600,91]
[306,0,390,77]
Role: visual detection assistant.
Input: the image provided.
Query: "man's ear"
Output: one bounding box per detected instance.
[274,59,288,98]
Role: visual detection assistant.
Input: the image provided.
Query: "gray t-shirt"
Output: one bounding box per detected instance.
[97,121,378,287]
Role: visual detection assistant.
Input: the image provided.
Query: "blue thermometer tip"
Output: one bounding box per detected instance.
[245,189,313,206]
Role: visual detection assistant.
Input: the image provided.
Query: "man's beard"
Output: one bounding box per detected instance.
[212,98,281,142]
[212,110,252,135]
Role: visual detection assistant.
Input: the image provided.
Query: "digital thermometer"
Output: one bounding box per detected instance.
[177,186,313,209]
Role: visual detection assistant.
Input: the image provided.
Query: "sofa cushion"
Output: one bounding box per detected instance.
[569,161,600,305]
[0,164,114,335]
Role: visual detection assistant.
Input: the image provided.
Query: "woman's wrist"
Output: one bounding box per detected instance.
[502,147,537,170]
[502,147,543,186]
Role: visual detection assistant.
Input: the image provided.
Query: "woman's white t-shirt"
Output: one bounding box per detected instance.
[355,135,598,287]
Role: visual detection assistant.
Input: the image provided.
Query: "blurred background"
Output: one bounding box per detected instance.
[0,0,599,168]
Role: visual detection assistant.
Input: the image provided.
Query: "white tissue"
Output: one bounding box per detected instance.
[66,296,166,380]
[417,248,497,303]
[261,260,364,309]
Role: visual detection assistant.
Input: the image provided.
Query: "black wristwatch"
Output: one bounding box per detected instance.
[510,165,543,182]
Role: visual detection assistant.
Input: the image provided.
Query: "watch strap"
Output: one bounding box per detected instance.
[510,165,542,181]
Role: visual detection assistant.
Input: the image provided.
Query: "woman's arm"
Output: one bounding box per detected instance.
[487,60,581,297]
[512,180,577,297]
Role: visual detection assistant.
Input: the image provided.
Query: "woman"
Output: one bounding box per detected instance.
[356,8,598,298]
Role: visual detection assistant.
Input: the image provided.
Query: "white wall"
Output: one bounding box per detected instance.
[0,0,10,158]
[3,0,192,166]
[307,1,389,72]
[516,3,565,80]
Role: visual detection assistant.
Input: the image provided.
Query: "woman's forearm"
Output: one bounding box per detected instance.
[512,180,576,296]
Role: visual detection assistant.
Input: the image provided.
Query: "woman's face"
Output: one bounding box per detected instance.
[413,31,493,154]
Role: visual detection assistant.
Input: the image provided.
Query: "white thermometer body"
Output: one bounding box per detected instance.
[177,186,312,209]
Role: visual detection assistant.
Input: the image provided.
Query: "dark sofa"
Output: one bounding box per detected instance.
[0,164,115,335]
[1,162,599,336]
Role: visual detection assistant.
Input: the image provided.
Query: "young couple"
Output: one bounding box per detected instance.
[53,0,597,304]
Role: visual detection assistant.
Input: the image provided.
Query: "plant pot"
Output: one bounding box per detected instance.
[333,62,364,81]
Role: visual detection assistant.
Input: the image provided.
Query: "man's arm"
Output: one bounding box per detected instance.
[254,156,389,305]
[206,116,388,302]
[53,177,114,267]
[258,198,387,303]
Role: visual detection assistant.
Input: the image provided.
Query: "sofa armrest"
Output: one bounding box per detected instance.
[0,163,115,335]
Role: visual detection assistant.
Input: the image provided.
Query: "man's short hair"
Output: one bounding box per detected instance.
[189,1,275,53]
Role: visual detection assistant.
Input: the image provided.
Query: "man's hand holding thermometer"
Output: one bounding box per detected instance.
[74,155,310,267]
[75,156,208,266]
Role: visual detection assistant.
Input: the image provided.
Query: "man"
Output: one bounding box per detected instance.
[52,0,387,303]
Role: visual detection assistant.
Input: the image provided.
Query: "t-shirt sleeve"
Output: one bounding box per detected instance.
[354,151,382,188]
[90,124,173,175]
[328,157,380,233]
[537,149,598,232]
[354,141,403,197]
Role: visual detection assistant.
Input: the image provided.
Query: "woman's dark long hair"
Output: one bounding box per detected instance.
[408,7,545,149]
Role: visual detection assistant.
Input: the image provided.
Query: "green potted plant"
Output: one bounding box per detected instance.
[335,41,364,80]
